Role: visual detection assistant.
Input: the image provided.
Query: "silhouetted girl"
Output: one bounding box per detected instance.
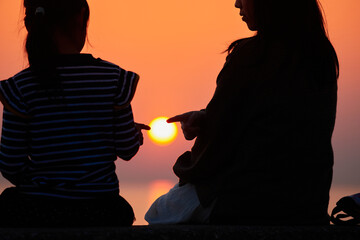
[0,0,148,227]
[146,0,339,225]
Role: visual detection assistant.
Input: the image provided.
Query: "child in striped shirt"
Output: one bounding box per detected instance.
[0,0,149,227]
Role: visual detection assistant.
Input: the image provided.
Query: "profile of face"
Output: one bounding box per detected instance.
[235,0,257,31]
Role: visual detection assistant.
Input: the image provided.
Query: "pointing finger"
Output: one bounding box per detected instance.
[135,123,151,131]
[167,114,188,123]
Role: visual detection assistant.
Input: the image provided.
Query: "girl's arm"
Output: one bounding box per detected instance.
[113,70,149,160]
[114,105,141,161]
[0,108,30,185]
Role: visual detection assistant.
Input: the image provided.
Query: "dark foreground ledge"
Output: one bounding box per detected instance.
[0,225,359,240]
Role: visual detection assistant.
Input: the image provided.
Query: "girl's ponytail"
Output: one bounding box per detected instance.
[25,3,57,90]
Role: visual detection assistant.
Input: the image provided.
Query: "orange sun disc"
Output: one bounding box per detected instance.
[148,117,178,145]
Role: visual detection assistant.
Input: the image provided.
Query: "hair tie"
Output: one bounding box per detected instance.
[35,7,45,16]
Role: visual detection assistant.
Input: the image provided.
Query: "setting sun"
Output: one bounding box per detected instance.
[148,117,178,145]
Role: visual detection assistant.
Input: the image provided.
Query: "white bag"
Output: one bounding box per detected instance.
[145,183,212,224]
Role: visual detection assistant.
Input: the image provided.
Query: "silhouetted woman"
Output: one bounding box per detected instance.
[146,0,339,225]
[0,0,149,227]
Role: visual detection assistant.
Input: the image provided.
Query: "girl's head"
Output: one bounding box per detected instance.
[235,0,257,31]
[232,0,339,79]
[24,0,89,66]
[235,0,327,38]
[23,0,89,91]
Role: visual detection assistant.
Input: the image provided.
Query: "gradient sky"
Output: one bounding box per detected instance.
[0,0,359,187]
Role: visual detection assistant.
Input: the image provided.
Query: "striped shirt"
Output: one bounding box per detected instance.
[0,54,140,199]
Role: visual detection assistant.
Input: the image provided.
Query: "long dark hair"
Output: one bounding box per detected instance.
[24,0,90,91]
[227,0,339,79]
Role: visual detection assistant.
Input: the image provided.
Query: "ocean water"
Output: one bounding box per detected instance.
[0,178,358,226]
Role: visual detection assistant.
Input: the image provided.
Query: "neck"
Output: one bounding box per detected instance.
[54,31,83,55]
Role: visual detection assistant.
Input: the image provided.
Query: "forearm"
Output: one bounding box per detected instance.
[114,105,140,161]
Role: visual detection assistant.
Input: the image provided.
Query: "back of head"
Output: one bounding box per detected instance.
[24,0,90,91]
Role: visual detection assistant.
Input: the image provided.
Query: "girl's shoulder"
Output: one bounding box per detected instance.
[94,57,139,79]
[233,36,259,49]
[226,36,263,67]
[227,36,258,55]
[5,68,34,89]
[0,69,32,118]
[0,68,33,96]
[92,57,121,69]
[91,58,139,108]
[12,68,33,80]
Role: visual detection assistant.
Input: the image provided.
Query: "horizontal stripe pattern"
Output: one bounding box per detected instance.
[0,54,140,199]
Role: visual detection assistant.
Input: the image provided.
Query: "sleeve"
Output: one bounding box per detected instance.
[114,70,139,110]
[0,108,30,185]
[0,78,29,118]
[113,70,141,160]
[114,105,140,161]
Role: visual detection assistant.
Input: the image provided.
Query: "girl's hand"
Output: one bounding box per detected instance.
[135,123,151,145]
[167,111,206,140]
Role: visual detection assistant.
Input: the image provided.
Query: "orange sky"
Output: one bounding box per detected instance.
[0,0,359,186]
